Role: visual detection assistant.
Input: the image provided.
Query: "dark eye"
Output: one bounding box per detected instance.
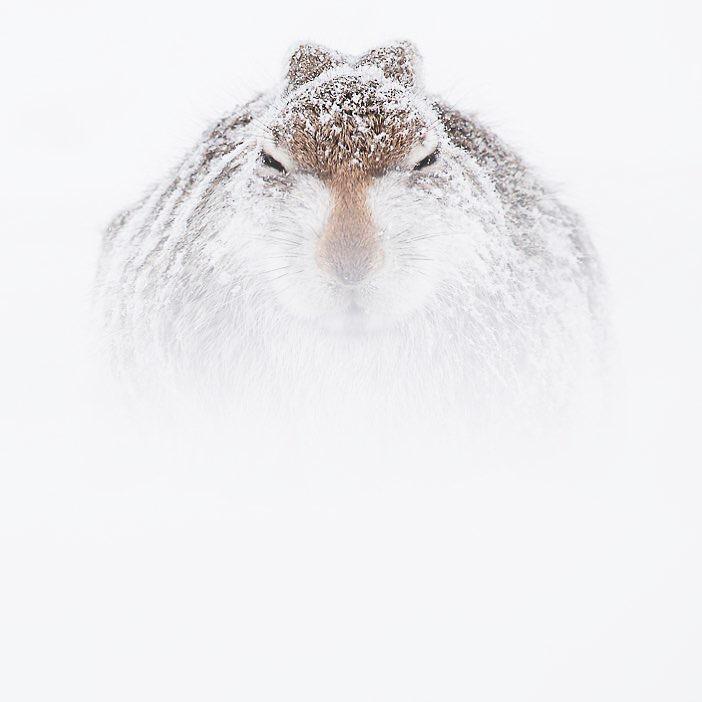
[414,149,439,171]
[261,151,286,173]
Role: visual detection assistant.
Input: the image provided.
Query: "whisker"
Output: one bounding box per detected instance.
[272,270,307,291]
[258,264,292,275]
[401,232,457,243]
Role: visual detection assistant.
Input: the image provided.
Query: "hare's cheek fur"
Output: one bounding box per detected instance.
[235,174,336,320]
[366,170,483,307]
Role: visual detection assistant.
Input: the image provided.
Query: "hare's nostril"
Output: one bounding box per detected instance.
[330,260,373,286]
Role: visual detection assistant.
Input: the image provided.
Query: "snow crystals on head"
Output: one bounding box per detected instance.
[356,41,422,89]
[273,42,429,177]
[286,43,344,90]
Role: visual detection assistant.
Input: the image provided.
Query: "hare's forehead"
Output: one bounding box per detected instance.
[269,77,429,176]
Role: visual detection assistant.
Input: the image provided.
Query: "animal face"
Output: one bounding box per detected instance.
[230,42,491,332]
[95,41,605,418]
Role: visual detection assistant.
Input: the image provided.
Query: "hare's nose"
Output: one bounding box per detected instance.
[320,239,383,285]
[316,183,383,285]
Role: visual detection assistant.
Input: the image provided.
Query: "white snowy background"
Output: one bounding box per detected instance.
[1,0,700,700]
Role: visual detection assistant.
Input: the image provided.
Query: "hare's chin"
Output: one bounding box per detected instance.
[284,292,408,335]
[316,307,394,335]
[271,269,435,333]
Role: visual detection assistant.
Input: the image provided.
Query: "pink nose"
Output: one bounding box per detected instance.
[316,182,383,285]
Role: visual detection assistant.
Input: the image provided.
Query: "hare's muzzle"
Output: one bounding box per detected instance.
[316,179,383,286]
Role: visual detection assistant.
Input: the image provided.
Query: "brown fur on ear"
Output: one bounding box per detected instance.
[356,41,422,89]
[286,43,343,90]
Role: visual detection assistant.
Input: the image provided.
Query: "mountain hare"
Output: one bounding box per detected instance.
[95,42,608,426]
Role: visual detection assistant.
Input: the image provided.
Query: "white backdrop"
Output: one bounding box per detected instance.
[1,0,700,700]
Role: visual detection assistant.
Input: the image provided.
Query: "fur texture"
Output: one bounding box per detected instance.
[95,42,608,424]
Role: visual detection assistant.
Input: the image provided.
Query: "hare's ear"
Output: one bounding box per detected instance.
[356,41,422,89]
[286,43,343,90]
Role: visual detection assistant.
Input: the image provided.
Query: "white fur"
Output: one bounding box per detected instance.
[95,54,608,429]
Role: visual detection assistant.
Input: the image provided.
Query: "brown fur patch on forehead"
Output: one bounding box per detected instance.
[271,75,427,179]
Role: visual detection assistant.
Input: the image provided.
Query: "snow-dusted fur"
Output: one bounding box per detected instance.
[95,42,608,427]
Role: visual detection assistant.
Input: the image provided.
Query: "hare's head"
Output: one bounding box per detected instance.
[234,42,500,332]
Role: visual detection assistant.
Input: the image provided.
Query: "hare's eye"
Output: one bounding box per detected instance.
[414,149,439,171]
[261,151,286,173]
